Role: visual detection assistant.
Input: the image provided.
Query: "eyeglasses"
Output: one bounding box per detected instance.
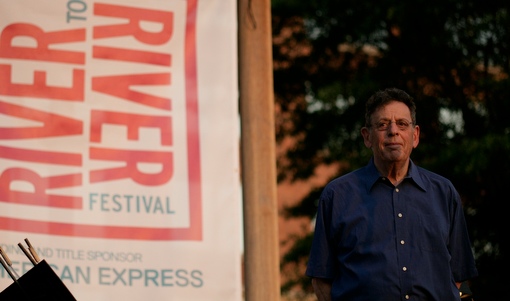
[371,119,413,131]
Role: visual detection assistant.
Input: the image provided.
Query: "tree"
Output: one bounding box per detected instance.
[272,1,510,300]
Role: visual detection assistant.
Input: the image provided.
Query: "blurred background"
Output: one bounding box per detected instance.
[270,1,509,300]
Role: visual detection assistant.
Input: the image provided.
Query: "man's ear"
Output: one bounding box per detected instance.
[361,127,372,148]
[413,125,420,148]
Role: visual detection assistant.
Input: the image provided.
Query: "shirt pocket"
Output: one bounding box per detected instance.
[414,213,448,252]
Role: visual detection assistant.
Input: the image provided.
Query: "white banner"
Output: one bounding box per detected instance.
[0,0,242,300]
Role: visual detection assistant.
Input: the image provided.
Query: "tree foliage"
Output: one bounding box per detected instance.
[271,1,510,299]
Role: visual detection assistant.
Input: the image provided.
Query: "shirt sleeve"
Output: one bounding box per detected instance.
[448,186,478,281]
[305,187,337,279]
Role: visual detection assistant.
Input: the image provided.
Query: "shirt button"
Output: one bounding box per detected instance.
[395,188,399,192]
[400,240,405,245]
[405,295,410,299]
[402,266,407,271]
[398,213,403,218]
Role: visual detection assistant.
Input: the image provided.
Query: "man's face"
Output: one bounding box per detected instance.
[361,101,420,164]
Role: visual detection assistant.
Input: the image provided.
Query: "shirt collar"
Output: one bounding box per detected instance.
[365,157,427,192]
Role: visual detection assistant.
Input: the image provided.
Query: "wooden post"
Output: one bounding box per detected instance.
[238,0,280,300]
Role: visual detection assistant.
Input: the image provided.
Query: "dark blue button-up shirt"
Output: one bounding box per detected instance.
[306,158,478,301]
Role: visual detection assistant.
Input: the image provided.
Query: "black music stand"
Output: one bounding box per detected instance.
[0,239,77,301]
